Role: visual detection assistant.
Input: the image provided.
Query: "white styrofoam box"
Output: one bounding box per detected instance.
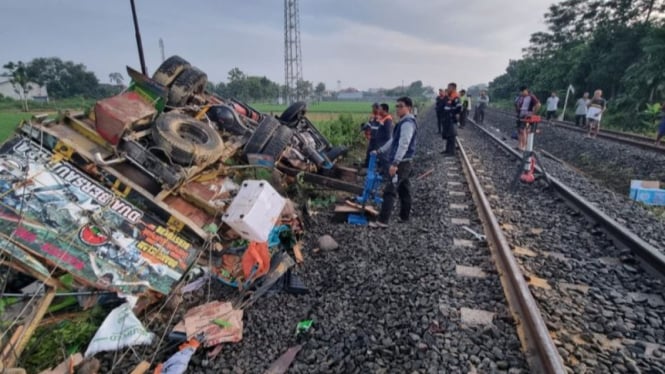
[222,180,286,242]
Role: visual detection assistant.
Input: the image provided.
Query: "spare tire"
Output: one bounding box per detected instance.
[261,125,294,161]
[244,116,280,154]
[279,101,307,124]
[152,113,224,165]
[167,67,207,107]
[152,56,191,87]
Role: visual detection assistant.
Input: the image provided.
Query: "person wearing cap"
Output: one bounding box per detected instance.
[514,85,541,151]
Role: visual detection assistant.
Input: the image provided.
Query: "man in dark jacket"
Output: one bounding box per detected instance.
[440,82,462,156]
[370,96,417,228]
[435,89,446,134]
[362,103,393,168]
[361,103,381,167]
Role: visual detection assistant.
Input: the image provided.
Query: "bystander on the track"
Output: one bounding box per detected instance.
[435,89,446,134]
[586,89,606,138]
[361,103,381,167]
[371,96,418,228]
[545,91,559,122]
[474,90,489,124]
[440,83,462,156]
[459,89,470,129]
[574,92,590,128]
[655,102,665,146]
[514,85,541,151]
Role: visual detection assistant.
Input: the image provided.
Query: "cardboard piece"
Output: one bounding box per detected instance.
[181,301,243,347]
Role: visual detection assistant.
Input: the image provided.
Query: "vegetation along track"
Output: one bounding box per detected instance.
[455,117,665,372]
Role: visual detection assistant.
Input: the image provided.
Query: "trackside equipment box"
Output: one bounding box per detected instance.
[629,180,665,206]
[222,180,286,242]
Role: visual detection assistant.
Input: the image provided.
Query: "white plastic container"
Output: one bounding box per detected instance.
[222,180,286,242]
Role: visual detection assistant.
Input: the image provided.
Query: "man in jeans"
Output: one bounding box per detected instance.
[370,96,417,228]
[514,86,541,151]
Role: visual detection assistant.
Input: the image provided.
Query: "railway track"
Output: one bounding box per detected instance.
[487,108,663,154]
[455,119,665,372]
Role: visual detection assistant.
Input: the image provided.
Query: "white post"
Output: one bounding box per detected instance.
[559,84,573,121]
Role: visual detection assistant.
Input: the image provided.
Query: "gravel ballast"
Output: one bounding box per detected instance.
[460,123,665,373]
[96,109,528,373]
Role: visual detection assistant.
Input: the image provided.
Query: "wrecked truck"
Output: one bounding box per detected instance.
[0,55,360,302]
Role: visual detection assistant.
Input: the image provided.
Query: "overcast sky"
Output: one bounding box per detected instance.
[0,0,552,91]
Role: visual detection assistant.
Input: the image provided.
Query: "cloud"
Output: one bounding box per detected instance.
[0,0,553,91]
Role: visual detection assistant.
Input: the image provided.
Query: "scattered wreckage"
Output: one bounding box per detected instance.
[0,56,363,371]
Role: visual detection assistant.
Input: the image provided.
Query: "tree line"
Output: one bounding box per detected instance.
[3,56,436,112]
[489,0,665,131]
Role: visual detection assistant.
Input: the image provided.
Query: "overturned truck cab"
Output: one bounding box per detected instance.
[0,56,360,300]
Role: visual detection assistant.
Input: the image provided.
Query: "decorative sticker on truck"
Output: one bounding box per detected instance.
[0,136,198,295]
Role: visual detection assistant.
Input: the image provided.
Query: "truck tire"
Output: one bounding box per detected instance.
[279,101,307,124]
[167,67,207,107]
[152,55,191,87]
[152,113,223,165]
[261,125,294,161]
[244,116,280,154]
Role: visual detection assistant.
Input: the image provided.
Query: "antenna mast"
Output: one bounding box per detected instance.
[284,0,303,104]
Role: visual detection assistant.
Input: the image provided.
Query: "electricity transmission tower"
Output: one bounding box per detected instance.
[284,0,303,104]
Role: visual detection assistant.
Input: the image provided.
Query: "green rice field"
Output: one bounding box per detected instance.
[252,100,376,114]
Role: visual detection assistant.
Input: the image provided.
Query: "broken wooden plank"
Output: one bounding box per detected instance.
[129,360,151,374]
[2,288,57,368]
[1,326,25,366]
[334,205,363,214]
[344,201,379,216]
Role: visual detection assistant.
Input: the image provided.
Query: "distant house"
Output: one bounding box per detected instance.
[0,80,49,102]
[337,87,363,100]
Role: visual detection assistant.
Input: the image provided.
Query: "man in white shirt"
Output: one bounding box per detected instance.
[545,91,559,122]
[574,92,589,127]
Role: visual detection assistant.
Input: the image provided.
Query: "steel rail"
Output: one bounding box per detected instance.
[456,138,566,374]
[470,119,665,276]
[487,108,664,154]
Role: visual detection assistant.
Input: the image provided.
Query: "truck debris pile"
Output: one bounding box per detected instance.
[0,56,360,372]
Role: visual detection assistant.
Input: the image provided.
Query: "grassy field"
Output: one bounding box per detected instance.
[0,113,32,140]
[252,101,376,114]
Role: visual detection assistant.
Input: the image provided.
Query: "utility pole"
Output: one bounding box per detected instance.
[159,38,165,62]
[284,0,303,104]
[129,0,147,75]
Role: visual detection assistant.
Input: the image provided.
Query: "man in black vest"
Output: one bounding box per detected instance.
[370,96,418,228]
[440,82,462,156]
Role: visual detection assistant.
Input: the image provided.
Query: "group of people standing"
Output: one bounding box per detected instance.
[572,90,607,138]
[361,97,418,228]
[434,84,490,156]
[538,89,607,139]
